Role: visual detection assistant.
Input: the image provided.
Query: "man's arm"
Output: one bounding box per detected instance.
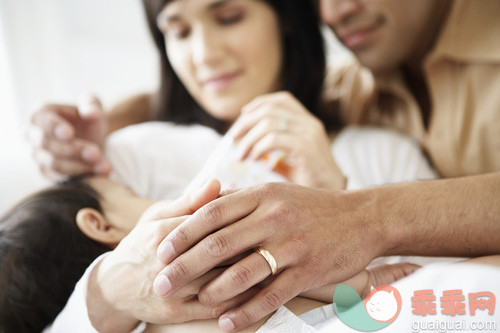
[384,172,500,257]
[153,172,500,331]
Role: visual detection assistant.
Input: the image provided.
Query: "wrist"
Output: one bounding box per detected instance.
[360,180,431,257]
[87,256,139,332]
[344,186,396,259]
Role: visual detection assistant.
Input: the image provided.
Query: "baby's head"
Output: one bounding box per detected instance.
[0,177,152,332]
[0,180,108,331]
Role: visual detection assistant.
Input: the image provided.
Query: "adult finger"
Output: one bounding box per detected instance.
[198,234,307,307]
[156,188,261,264]
[154,215,268,297]
[34,134,103,163]
[197,251,277,307]
[247,132,295,161]
[78,94,104,121]
[235,116,285,160]
[30,104,79,141]
[230,102,284,141]
[174,287,261,323]
[240,91,294,114]
[363,263,420,298]
[217,268,304,332]
[145,179,221,223]
[34,148,94,177]
[229,111,264,142]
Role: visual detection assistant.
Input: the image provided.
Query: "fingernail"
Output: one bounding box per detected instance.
[93,160,110,175]
[154,274,172,297]
[157,241,175,263]
[78,94,100,117]
[82,146,98,162]
[219,316,235,332]
[55,125,72,140]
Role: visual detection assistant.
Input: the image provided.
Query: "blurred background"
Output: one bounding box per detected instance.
[0,0,348,213]
[0,0,159,213]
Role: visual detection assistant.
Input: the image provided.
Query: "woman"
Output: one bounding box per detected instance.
[29,0,345,190]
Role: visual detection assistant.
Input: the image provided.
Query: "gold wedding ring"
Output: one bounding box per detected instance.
[255,247,278,275]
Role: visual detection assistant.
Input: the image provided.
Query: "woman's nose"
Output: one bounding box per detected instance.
[192,27,223,66]
[319,0,362,27]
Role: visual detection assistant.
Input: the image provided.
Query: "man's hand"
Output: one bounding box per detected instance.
[154,182,388,332]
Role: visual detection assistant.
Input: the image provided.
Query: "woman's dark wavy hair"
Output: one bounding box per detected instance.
[0,181,110,333]
[142,0,336,133]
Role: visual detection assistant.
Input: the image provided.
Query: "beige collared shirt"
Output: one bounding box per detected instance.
[325,0,500,178]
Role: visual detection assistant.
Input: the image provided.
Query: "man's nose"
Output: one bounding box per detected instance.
[319,0,362,27]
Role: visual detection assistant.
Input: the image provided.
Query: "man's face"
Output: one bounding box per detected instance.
[320,0,449,74]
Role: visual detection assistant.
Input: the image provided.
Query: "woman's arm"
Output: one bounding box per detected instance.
[106,93,154,134]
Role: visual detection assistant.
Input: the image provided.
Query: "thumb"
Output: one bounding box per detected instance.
[187,178,222,213]
[78,94,104,121]
[141,179,222,222]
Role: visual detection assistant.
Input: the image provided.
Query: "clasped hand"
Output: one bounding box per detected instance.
[153,182,390,332]
[87,180,248,332]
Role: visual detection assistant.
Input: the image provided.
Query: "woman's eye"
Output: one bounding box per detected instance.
[174,28,190,39]
[168,26,190,39]
[218,12,243,25]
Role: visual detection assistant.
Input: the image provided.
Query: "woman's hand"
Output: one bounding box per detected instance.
[154,182,389,332]
[87,180,247,332]
[26,95,111,180]
[231,91,345,189]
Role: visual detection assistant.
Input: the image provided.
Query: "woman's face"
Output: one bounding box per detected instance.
[158,0,283,123]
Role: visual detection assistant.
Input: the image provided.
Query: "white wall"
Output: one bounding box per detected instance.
[0,0,159,213]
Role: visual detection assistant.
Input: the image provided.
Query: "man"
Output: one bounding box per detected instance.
[150,0,500,331]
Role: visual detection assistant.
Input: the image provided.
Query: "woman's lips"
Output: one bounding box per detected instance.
[203,72,241,92]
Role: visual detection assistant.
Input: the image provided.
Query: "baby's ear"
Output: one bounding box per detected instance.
[76,208,121,245]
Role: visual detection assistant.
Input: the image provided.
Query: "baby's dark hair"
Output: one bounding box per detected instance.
[0,180,110,333]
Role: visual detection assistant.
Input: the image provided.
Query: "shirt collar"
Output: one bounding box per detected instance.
[428,0,500,63]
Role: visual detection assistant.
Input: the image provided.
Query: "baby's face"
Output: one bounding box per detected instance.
[86,177,155,234]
